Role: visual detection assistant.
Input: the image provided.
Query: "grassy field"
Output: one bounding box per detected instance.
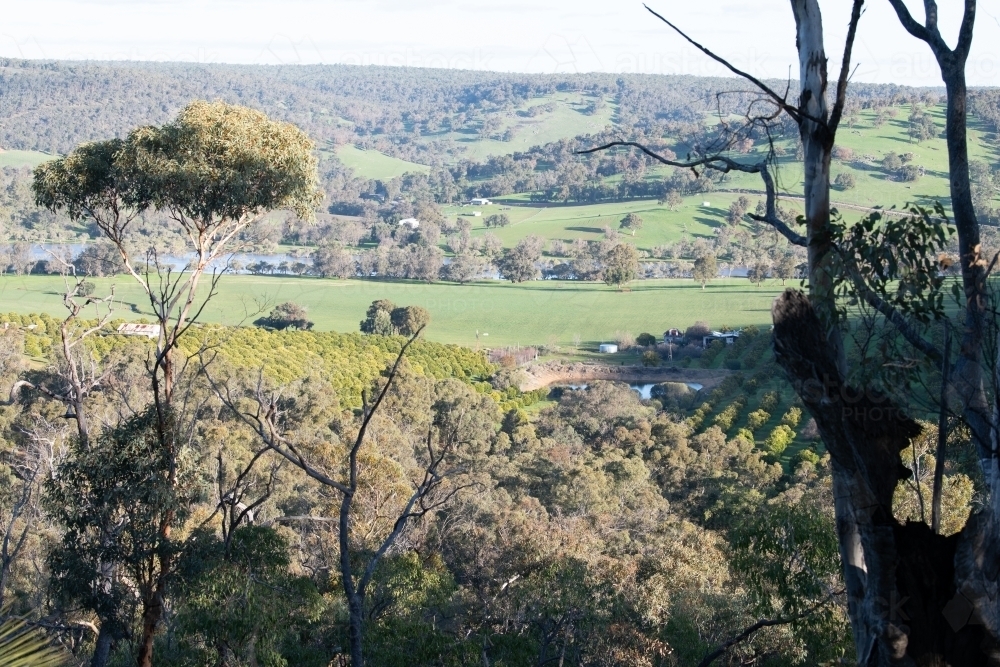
[0,274,784,348]
[434,103,998,252]
[427,92,615,163]
[445,193,744,251]
[0,149,55,168]
[335,144,429,180]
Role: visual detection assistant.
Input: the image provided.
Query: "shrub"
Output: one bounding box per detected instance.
[781,406,802,428]
[765,425,796,456]
[746,409,771,431]
[700,340,725,367]
[685,321,711,343]
[834,172,856,190]
[254,302,313,331]
[614,330,636,350]
[636,333,658,347]
[758,390,780,413]
[832,145,854,160]
[899,164,924,182]
[714,397,747,432]
[641,350,660,367]
[798,448,821,466]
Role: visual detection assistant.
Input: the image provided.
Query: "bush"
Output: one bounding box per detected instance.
[614,330,636,350]
[714,398,747,432]
[899,164,924,182]
[746,409,771,431]
[254,302,313,331]
[798,448,821,466]
[832,146,854,160]
[758,390,780,413]
[700,340,725,367]
[781,406,802,428]
[685,321,711,343]
[641,350,660,367]
[724,359,742,370]
[834,172,856,190]
[636,332,658,347]
[765,425,796,456]
[651,382,694,408]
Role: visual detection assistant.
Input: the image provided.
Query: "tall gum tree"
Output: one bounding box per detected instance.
[33,101,322,667]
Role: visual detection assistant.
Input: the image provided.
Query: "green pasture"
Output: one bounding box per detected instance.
[0,149,54,168]
[0,275,784,348]
[335,144,429,180]
[443,193,747,251]
[433,92,616,162]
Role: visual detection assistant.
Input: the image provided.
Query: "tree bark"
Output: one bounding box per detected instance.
[90,626,114,667]
[772,290,1000,663]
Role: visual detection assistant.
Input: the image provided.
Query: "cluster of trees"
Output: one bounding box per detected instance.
[880,151,925,182]
[253,302,314,331]
[359,299,431,337]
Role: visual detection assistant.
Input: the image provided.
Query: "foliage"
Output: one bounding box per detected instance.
[497,236,542,283]
[602,243,638,289]
[834,172,856,190]
[390,305,430,337]
[830,203,954,325]
[255,302,314,331]
[0,613,67,667]
[636,333,657,347]
[619,212,643,234]
[163,526,322,667]
[692,254,716,289]
[45,408,204,646]
[764,425,796,456]
[730,487,851,662]
[746,409,771,432]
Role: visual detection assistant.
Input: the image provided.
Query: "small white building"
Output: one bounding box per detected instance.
[472,211,482,217]
[703,330,740,348]
[702,201,712,207]
[117,323,161,339]
[598,343,619,354]
[397,218,420,229]
[470,198,492,206]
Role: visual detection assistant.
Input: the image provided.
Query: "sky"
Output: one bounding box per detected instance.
[1,0,998,86]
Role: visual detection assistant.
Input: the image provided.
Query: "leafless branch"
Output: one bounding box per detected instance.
[696,592,841,667]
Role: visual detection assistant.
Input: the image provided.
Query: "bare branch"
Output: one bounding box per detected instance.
[829,0,866,133]
[577,140,806,247]
[696,592,841,667]
[642,4,799,121]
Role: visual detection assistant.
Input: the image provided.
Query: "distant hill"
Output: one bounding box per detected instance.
[0,58,930,158]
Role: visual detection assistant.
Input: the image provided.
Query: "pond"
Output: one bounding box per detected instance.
[559,383,704,400]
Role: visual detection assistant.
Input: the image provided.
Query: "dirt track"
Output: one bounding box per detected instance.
[520,361,730,392]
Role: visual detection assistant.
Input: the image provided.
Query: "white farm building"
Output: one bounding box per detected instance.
[470,198,492,206]
[397,218,420,229]
[598,343,618,354]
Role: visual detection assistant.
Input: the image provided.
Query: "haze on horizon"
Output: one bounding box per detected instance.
[2,0,999,87]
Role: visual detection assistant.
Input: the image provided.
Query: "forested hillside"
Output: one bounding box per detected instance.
[0,58,921,157]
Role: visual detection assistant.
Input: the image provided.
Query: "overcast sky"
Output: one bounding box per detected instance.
[1,0,998,86]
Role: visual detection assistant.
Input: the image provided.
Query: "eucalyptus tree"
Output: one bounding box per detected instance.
[32,100,322,667]
[207,334,492,667]
[593,0,1000,662]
